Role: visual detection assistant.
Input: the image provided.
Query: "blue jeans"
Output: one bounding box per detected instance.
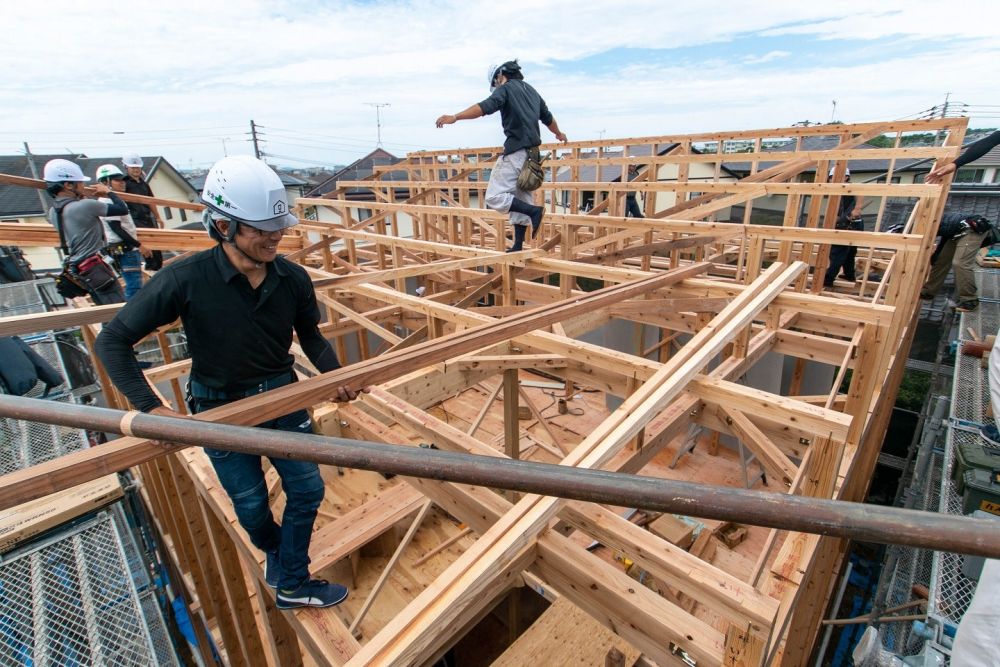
[190,396,324,590]
[119,250,143,300]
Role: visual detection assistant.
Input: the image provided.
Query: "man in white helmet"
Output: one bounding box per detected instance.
[96,164,149,300]
[121,153,164,271]
[44,158,127,304]
[96,155,362,609]
[435,59,567,251]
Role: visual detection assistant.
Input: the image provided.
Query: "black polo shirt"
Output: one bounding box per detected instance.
[96,244,340,412]
[478,79,554,155]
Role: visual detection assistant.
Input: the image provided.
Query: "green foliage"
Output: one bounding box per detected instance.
[837,368,930,412]
[866,128,997,149]
[896,370,931,413]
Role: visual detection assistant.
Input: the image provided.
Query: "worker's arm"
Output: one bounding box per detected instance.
[928,131,1000,184]
[295,282,366,402]
[852,195,865,218]
[435,103,485,128]
[546,119,568,143]
[95,272,181,412]
[105,220,140,249]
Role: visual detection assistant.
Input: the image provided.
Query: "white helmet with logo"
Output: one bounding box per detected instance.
[96,164,125,182]
[43,158,90,183]
[122,152,143,169]
[201,155,297,236]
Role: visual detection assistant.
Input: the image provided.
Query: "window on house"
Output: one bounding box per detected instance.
[955,168,985,183]
[875,176,902,184]
[180,209,187,222]
[163,207,173,220]
[992,171,1000,183]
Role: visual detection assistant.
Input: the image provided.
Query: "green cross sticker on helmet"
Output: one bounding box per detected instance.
[200,156,298,233]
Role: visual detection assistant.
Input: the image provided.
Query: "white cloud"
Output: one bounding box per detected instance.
[1,1,997,168]
[743,51,791,65]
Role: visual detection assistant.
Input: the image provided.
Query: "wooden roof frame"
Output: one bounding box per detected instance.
[0,117,967,666]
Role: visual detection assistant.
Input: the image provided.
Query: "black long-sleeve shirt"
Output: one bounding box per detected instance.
[478,79,554,155]
[123,176,157,228]
[96,244,340,412]
[954,131,1000,170]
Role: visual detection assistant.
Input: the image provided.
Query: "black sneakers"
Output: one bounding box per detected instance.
[955,301,979,312]
[276,579,349,610]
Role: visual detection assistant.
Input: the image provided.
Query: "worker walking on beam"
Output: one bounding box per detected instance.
[436,59,568,251]
[96,155,365,610]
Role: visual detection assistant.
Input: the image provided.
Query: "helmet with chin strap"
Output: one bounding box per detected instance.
[200,155,298,242]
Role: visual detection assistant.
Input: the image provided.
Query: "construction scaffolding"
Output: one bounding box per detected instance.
[0,279,180,667]
[0,117,980,666]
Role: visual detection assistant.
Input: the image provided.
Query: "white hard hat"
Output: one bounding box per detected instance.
[829,166,851,178]
[122,152,143,169]
[201,155,297,232]
[43,159,90,183]
[96,164,125,181]
[487,63,501,91]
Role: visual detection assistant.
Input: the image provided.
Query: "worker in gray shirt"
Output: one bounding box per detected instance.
[44,158,126,304]
[436,60,567,251]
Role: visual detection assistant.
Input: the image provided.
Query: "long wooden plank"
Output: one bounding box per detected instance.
[309,483,426,572]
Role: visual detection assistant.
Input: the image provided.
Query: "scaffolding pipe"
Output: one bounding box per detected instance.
[3,394,1000,558]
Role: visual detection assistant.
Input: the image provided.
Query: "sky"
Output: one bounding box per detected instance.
[2,1,998,172]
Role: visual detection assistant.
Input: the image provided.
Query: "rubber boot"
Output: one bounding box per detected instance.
[508,224,528,252]
[509,198,544,238]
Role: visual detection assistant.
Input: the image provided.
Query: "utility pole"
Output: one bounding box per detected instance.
[934,93,951,146]
[364,103,390,147]
[250,120,262,159]
[830,100,838,123]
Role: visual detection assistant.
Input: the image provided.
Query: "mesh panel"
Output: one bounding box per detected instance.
[0,280,49,318]
[874,270,1000,657]
[0,396,90,476]
[0,516,159,666]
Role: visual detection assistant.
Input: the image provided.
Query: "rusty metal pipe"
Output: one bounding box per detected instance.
[2,394,999,557]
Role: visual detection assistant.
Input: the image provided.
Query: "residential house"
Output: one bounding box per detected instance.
[303,148,411,233]
[944,137,1000,221]
[0,153,197,271]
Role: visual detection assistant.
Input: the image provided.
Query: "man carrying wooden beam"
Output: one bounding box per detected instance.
[96,155,364,610]
[435,59,567,251]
